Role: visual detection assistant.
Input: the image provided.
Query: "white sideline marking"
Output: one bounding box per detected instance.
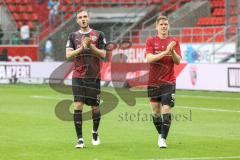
[31,95,67,100]
[178,106,240,113]
[145,156,240,160]
[178,94,240,100]
[31,95,240,113]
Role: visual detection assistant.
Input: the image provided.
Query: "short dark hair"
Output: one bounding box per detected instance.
[156,15,168,23]
[76,9,89,17]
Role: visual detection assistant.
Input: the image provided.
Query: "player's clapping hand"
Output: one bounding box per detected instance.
[82,37,91,49]
[166,41,176,53]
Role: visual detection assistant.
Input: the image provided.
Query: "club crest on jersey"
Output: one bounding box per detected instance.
[91,36,97,42]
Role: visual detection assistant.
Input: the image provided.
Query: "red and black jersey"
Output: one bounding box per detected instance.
[145,36,181,86]
[66,29,106,79]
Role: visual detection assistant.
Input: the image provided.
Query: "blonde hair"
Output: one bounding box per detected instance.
[156,15,168,24]
[76,9,89,17]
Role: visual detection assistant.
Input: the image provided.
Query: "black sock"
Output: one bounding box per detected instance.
[152,114,162,135]
[162,113,171,139]
[92,108,101,132]
[74,110,82,139]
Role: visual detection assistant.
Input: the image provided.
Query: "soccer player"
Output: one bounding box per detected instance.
[145,15,181,148]
[65,9,106,149]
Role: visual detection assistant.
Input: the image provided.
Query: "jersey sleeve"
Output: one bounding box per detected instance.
[145,37,154,54]
[66,33,75,50]
[98,31,106,50]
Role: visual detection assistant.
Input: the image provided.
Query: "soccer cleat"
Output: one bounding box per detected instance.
[92,131,100,146]
[75,138,85,149]
[158,137,167,148]
[158,135,167,148]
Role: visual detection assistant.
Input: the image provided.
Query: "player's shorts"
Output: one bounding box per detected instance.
[72,78,100,106]
[147,84,176,107]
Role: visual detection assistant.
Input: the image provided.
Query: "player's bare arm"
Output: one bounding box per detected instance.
[89,44,106,58]
[168,41,180,65]
[146,51,168,63]
[66,44,85,60]
[66,37,91,60]
[170,49,181,65]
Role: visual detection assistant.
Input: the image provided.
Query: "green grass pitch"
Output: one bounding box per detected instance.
[0,84,240,160]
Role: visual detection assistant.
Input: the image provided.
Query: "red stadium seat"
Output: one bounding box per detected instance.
[112,0,121,3]
[228,26,237,34]
[203,36,213,42]
[197,17,210,26]
[15,5,25,12]
[64,13,72,20]
[6,0,18,4]
[12,13,21,21]
[214,27,224,34]
[229,16,238,24]
[16,21,23,29]
[5,0,14,4]
[230,1,238,6]
[68,6,75,13]
[215,35,224,42]
[212,8,225,16]
[76,5,81,11]
[132,37,140,43]
[74,0,81,4]
[27,21,35,30]
[21,13,29,21]
[203,28,214,35]
[182,28,192,35]
[229,8,238,15]
[193,36,203,43]
[211,1,225,8]
[7,5,16,12]
[181,36,191,43]
[30,13,38,21]
[21,0,29,5]
[214,17,225,25]
[160,3,172,12]
[193,28,203,35]
[25,5,33,13]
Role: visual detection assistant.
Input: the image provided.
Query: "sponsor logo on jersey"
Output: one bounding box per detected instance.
[91,36,97,43]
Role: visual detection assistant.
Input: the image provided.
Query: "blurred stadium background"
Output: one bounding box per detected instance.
[0,0,240,159]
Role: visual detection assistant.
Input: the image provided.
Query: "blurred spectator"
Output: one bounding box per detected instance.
[0,24,4,44]
[10,33,21,45]
[43,38,55,61]
[0,48,8,61]
[48,0,60,27]
[20,22,30,44]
